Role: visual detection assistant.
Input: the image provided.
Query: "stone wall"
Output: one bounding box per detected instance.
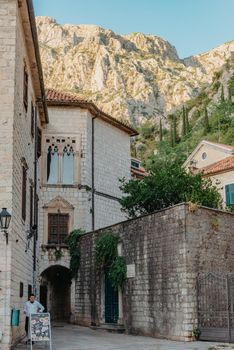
[0,1,16,348]
[75,203,234,341]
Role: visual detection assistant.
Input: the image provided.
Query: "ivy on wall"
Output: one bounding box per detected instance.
[65,229,84,278]
[95,231,127,290]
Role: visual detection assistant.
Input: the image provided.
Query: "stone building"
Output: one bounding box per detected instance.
[0,0,48,349]
[184,140,234,207]
[37,89,137,321]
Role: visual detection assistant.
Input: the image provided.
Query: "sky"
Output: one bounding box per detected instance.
[34,0,234,58]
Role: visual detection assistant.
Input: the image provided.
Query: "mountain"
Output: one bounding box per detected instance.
[36,16,234,125]
[134,56,234,162]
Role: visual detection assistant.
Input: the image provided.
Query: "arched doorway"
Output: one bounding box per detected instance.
[40,265,71,321]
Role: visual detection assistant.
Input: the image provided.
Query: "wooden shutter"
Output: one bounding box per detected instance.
[37,128,42,158]
[23,66,28,111]
[28,284,32,298]
[48,213,69,244]
[31,102,34,137]
[29,185,33,228]
[22,166,27,221]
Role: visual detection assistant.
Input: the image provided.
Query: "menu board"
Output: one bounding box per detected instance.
[30,313,51,343]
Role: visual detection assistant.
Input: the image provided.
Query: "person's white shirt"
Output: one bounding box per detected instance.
[24,300,44,317]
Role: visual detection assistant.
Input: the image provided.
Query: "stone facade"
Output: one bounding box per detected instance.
[75,203,234,341]
[0,1,47,349]
[38,103,132,321]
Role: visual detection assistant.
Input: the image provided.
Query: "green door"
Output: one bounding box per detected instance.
[105,273,119,324]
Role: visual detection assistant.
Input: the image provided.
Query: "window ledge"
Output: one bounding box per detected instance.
[41,244,69,250]
[42,184,80,189]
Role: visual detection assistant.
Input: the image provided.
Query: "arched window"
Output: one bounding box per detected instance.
[62,146,74,184]
[47,145,59,184]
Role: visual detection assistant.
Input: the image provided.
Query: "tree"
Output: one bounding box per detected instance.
[185,107,190,133]
[182,106,186,137]
[159,118,163,142]
[172,114,177,146]
[120,157,222,218]
[169,115,175,147]
[203,107,210,134]
[220,85,225,102]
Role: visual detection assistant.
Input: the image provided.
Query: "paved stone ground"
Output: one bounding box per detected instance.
[15,324,234,350]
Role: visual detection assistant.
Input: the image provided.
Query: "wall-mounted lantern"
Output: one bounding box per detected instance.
[0,208,11,244]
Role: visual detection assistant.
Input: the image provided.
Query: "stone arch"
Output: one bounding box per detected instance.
[40,265,71,322]
[39,259,70,276]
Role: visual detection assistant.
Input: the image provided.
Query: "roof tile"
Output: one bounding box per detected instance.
[45,88,138,136]
[201,156,234,175]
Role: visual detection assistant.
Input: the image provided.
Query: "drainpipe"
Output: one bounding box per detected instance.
[33,105,38,293]
[91,117,96,231]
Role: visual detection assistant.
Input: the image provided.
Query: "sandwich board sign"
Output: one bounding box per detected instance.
[29,312,52,349]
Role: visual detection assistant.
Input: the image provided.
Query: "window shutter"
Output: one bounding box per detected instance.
[31,103,34,137]
[23,66,28,111]
[22,166,27,221]
[48,213,69,244]
[29,185,33,228]
[230,184,234,205]
[37,128,42,158]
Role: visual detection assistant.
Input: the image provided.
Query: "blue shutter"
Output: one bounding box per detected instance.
[226,185,230,206]
[230,184,234,205]
[225,184,234,206]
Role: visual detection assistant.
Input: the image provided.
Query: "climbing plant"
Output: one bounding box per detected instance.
[109,256,127,290]
[54,247,63,261]
[65,229,84,278]
[95,231,127,290]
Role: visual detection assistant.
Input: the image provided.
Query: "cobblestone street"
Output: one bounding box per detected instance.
[15,324,234,350]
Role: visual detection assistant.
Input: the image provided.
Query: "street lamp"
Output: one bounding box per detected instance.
[0,208,11,244]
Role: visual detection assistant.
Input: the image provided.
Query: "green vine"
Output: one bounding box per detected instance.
[109,256,127,290]
[96,232,119,267]
[95,232,127,290]
[65,229,84,278]
[192,327,201,340]
[54,247,63,260]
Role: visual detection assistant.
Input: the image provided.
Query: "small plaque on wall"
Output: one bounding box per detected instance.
[127,264,135,278]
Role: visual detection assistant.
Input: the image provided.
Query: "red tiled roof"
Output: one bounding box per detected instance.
[131,166,148,179]
[201,156,234,175]
[46,88,138,136]
[46,88,88,103]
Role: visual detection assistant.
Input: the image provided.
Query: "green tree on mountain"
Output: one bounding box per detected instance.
[182,106,186,137]
[221,85,225,102]
[203,107,210,134]
[159,118,163,142]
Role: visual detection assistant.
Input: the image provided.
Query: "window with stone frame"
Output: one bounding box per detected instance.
[23,65,28,111]
[48,213,69,244]
[46,137,76,185]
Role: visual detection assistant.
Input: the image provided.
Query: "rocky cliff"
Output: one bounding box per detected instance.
[36,16,234,124]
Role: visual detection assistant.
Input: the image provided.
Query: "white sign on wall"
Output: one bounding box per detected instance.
[127,264,136,278]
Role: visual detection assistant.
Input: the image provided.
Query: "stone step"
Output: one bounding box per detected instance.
[90,323,125,333]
